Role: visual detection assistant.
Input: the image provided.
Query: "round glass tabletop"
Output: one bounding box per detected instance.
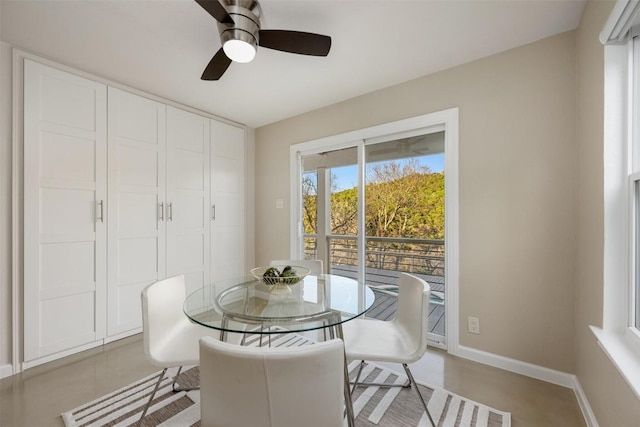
[183,274,376,334]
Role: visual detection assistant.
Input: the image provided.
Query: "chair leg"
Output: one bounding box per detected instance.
[137,368,167,427]
[350,360,411,390]
[350,360,365,394]
[171,365,199,392]
[257,325,272,347]
[402,363,436,427]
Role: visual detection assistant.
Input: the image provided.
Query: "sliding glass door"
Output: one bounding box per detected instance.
[364,132,446,344]
[290,110,458,349]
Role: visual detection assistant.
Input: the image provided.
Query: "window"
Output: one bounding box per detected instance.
[595,0,640,398]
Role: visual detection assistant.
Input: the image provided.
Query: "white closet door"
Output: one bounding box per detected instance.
[166,106,211,296]
[107,88,166,337]
[23,60,107,362]
[210,120,245,283]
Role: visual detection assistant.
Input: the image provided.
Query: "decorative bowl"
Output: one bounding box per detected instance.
[251,265,310,286]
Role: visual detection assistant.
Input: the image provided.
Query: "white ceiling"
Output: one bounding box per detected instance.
[1,0,587,128]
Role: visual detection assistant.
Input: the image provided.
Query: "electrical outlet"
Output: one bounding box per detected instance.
[468,316,480,334]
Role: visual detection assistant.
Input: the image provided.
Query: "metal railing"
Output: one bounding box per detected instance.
[304,234,445,277]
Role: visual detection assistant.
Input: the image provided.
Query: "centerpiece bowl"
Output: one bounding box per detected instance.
[251,265,310,294]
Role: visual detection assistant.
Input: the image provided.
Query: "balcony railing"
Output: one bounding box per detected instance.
[304,234,446,336]
[304,234,444,277]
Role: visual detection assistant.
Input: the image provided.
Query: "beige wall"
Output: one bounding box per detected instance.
[256,31,577,372]
[575,1,640,425]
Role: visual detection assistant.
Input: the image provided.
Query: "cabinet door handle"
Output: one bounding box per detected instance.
[212,204,216,221]
[159,202,164,221]
[168,202,173,221]
[97,200,104,223]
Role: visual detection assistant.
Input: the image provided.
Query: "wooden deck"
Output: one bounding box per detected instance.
[366,290,445,336]
[329,264,446,336]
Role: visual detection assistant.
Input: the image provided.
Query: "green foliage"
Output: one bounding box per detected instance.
[302,174,317,234]
[330,187,358,235]
[303,160,445,240]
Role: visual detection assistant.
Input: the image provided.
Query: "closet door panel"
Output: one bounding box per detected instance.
[40,188,96,234]
[117,193,159,235]
[117,238,159,281]
[117,144,159,187]
[40,293,97,350]
[166,106,210,296]
[210,120,245,283]
[175,193,205,228]
[107,87,166,337]
[40,132,96,182]
[40,242,95,291]
[23,59,107,362]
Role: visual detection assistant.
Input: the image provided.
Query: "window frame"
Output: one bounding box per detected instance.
[631,170,640,331]
[592,22,640,399]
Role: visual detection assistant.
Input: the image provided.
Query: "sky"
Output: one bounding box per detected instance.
[331,153,445,191]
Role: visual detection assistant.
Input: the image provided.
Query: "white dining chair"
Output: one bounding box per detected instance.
[199,336,346,427]
[341,272,436,427]
[270,259,324,274]
[138,275,216,426]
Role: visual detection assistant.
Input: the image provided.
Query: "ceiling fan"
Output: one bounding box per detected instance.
[195,0,332,80]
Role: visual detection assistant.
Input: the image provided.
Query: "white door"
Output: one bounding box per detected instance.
[23,60,107,362]
[166,106,211,296]
[210,120,245,283]
[107,88,166,337]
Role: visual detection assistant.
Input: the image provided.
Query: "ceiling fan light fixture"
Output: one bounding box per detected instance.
[223,39,256,63]
[198,0,331,80]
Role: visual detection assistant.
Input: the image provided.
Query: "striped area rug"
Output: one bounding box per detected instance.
[62,333,510,427]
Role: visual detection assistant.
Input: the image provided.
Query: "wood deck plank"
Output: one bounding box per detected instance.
[367,291,444,334]
[331,264,445,292]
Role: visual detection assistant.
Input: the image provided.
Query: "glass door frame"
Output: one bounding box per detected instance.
[289,109,459,352]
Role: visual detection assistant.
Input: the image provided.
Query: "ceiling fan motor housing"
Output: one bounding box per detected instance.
[217,0,262,53]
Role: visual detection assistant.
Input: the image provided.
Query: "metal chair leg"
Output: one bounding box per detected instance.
[332,321,355,427]
[350,360,410,390]
[137,368,167,427]
[402,363,436,427]
[257,325,272,347]
[171,365,199,392]
[350,360,365,394]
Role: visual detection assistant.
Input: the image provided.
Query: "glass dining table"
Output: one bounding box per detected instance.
[183,273,376,427]
[184,274,375,336]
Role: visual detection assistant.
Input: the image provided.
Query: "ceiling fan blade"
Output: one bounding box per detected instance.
[201,48,232,80]
[195,0,234,24]
[258,30,331,56]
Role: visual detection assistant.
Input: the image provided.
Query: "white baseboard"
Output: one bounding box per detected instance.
[22,340,104,370]
[453,345,598,426]
[1,364,13,379]
[573,377,600,427]
[455,344,576,387]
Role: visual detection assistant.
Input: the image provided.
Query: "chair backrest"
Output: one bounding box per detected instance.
[270,259,324,275]
[199,337,345,427]
[141,275,187,365]
[395,272,431,358]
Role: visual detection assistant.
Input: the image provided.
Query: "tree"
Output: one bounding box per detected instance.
[365,159,444,239]
[302,173,317,234]
[303,159,445,240]
[330,187,358,235]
